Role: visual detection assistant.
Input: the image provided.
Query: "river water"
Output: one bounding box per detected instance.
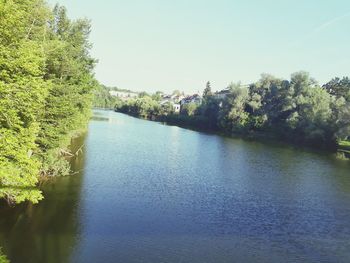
[1,110,350,263]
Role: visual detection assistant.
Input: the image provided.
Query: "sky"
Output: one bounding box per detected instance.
[48,0,350,93]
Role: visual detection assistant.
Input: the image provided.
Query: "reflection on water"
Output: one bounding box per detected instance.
[0,134,86,263]
[91,116,109,122]
[1,110,350,263]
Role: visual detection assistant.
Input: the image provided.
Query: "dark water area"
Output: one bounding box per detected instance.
[1,110,350,263]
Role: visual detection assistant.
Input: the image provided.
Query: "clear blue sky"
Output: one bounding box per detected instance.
[48,0,350,93]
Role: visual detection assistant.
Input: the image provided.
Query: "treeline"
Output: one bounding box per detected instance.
[115,72,350,153]
[210,73,349,149]
[0,1,97,204]
[93,85,119,109]
[116,96,169,119]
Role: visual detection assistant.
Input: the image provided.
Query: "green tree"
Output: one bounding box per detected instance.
[138,91,149,98]
[37,5,97,176]
[218,84,250,133]
[160,101,174,115]
[93,85,118,109]
[181,103,198,116]
[247,75,294,130]
[0,2,97,204]
[151,91,163,101]
[0,0,50,203]
[323,77,350,100]
[203,81,213,98]
[292,87,333,143]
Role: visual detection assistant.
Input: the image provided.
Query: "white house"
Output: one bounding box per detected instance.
[173,103,181,113]
[160,100,181,113]
[161,94,184,104]
[214,89,231,100]
[180,94,202,105]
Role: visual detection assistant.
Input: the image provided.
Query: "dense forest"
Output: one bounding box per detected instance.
[0,0,97,204]
[115,73,350,156]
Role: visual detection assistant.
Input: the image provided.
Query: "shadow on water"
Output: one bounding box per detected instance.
[0,133,87,263]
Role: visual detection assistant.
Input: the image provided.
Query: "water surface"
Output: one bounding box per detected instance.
[1,110,350,263]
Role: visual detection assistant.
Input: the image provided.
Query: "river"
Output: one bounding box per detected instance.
[1,109,350,263]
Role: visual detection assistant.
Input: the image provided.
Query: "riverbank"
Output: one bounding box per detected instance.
[338,141,350,159]
[39,127,87,179]
[117,110,349,160]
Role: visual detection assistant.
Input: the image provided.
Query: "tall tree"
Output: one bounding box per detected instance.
[323,77,350,100]
[203,81,212,98]
[0,1,97,204]
[0,0,50,203]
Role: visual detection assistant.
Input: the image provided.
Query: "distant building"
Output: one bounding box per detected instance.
[160,94,184,105]
[160,93,202,113]
[214,85,250,100]
[109,91,138,100]
[173,103,181,113]
[160,100,181,114]
[214,89,231,100]
[180,94,202,105]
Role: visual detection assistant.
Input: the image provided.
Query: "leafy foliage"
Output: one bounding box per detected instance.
[0,248,9,263]
[0,1,96,204]
[117,96,161,118]
[93,85,119,109]
[215,72,348,148]
[181,103,198,116]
